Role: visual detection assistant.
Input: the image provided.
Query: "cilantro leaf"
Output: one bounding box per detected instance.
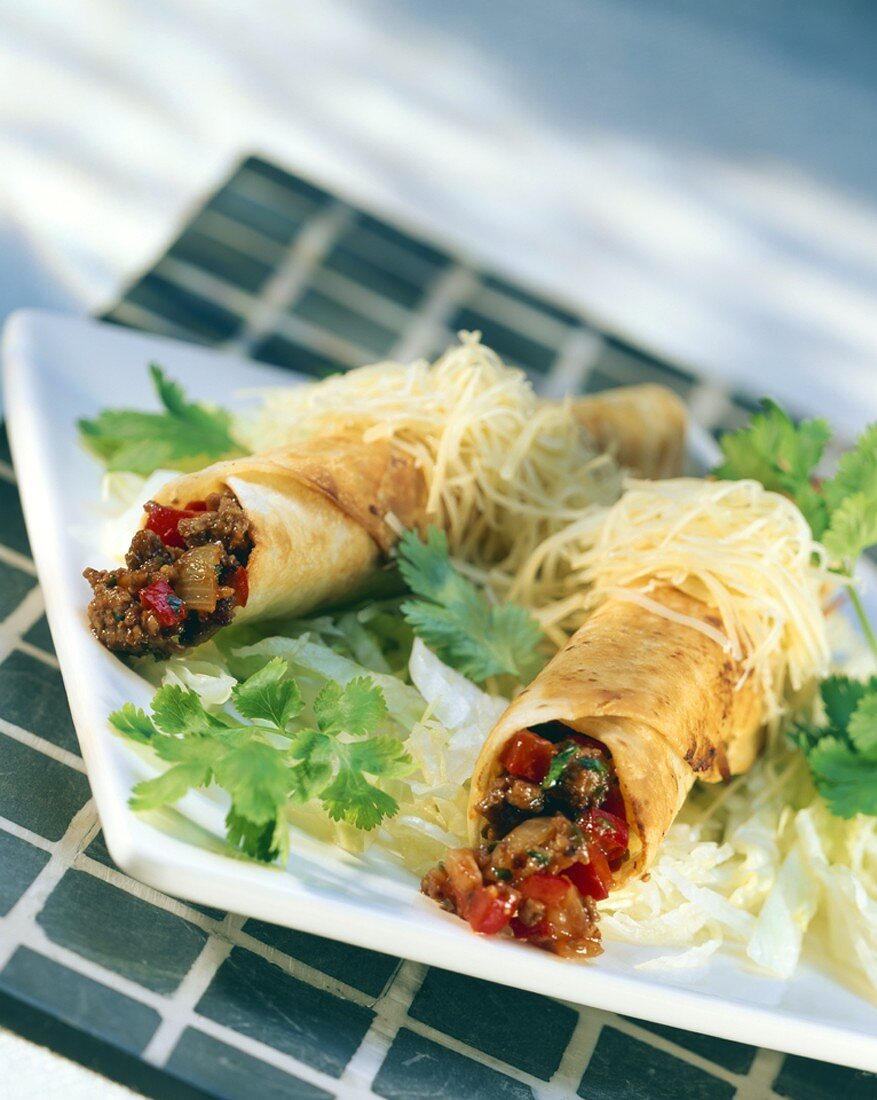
[111,661,409,860]
[397,526,545,683]
[321,768,400,830]
[542,744,576,789]
[109,703,156,744]
[232,658,304,729]
[793,675,877,819]
[313,677,387,736]
[823,424,877,511]
[806,738,877,819]
[78,364,245,476]
[821,492,877,566]
[713,399,831,536]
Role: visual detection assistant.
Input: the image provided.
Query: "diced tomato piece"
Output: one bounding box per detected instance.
[465,886,517,935]
[600,782,627,821]
[184,500,208,512]
[144,502,198,549]
[565,845,613,901]
[139,579,187,628]
[228,566,249,607]
[520,873,572,905]
[501,730,556,783]
[510,915,551,940]
[584,809,629,863]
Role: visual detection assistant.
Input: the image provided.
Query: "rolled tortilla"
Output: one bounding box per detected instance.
[151,431,427,624]
[468,586,763,883]
[574,384,687,479]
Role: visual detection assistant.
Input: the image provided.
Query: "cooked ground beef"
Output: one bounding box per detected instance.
[84,490,252,658]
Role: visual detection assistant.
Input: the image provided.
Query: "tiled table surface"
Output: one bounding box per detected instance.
[0,157,874,1099]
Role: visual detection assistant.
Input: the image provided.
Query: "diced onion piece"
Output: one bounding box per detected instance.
[175,544,222,611]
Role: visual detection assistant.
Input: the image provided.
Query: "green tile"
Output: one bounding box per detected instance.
[323,246,424,309]
[409,968,576,1081]
[0,560,34,619]
[38,870,209,993]
[355,212,448,269]
[169,229,274,294]
[449,306,557,374]
[243,918,400,999]
[774,1054,877,1100]
[208,188,310,245]
[127,274,241,343]
[578,1027,733,1100]
[629,1018,756,1074]
[0,478,30,556]
[0,734,90,840]
[373,1028,533,1100]
[1,947,159,1054]
[168,1028,333,1100]
[242,156,330,207]
[0,830,50,913]
[481,274,579,328]
[84,830,226,920]
[253,334,339,378]
[197,947,373,1078]
[0,649,77,754]
[21,614,54,655]
[340,222,443,295]
[292,288,397,359]
[0,424,12,465]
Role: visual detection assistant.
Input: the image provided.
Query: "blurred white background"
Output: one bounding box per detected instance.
[1,0,876,432]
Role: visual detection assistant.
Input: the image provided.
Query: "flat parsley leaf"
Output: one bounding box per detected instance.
[713,399,831,536]
[793,676,877,819]
[397,526,545,683]
[78,364,245,476]
[821,492,877,566]
[109,662,409,861]
[232,657,304,728]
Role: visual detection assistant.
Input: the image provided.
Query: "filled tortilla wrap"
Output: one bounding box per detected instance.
[468,586,764,883]
[151,431,427,624]
[574,384,687,479]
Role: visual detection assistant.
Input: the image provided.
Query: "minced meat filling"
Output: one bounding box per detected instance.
[84,491,252,658]
[420,725,629,957]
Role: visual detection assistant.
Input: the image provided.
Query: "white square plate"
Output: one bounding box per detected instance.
[4,308,877,1073]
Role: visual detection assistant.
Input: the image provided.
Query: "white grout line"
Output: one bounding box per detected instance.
[542,1005,607,1099]
[0,815,56,854]
[335,959,427,1096]
[0,799,98,970]
[192,208,287,266]
[222,202,354,358]
[15,640,58,670]
[0,547,37,577]
[0,586,47,665]
[538,326,604,399]
[613,1016,744,1089]
[140,917,244,1066]
[389,264,480,362]
[735,1047,785,1100]
[0,717,86,773]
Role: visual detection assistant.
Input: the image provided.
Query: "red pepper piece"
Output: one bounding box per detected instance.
[520,873,572,905]
[184,500,208,512]
[144,502,198,549]
[228,565,249,607]
[500,730,556,783]
[600,782,627,821]
[466,886,518,934]
[584,809,629,864]
[565,845,613,901]
[139,579,187,628]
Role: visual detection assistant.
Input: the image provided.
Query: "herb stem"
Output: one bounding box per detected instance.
[845,581,877,661]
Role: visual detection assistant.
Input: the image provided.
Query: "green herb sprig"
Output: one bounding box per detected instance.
[397,525,545,684]
[111,659,411,862]
[79,365,245,475]
[715,401,877,659]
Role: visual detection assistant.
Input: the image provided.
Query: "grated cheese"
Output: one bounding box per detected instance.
[574,478,835,721]
[238,331,621,587]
